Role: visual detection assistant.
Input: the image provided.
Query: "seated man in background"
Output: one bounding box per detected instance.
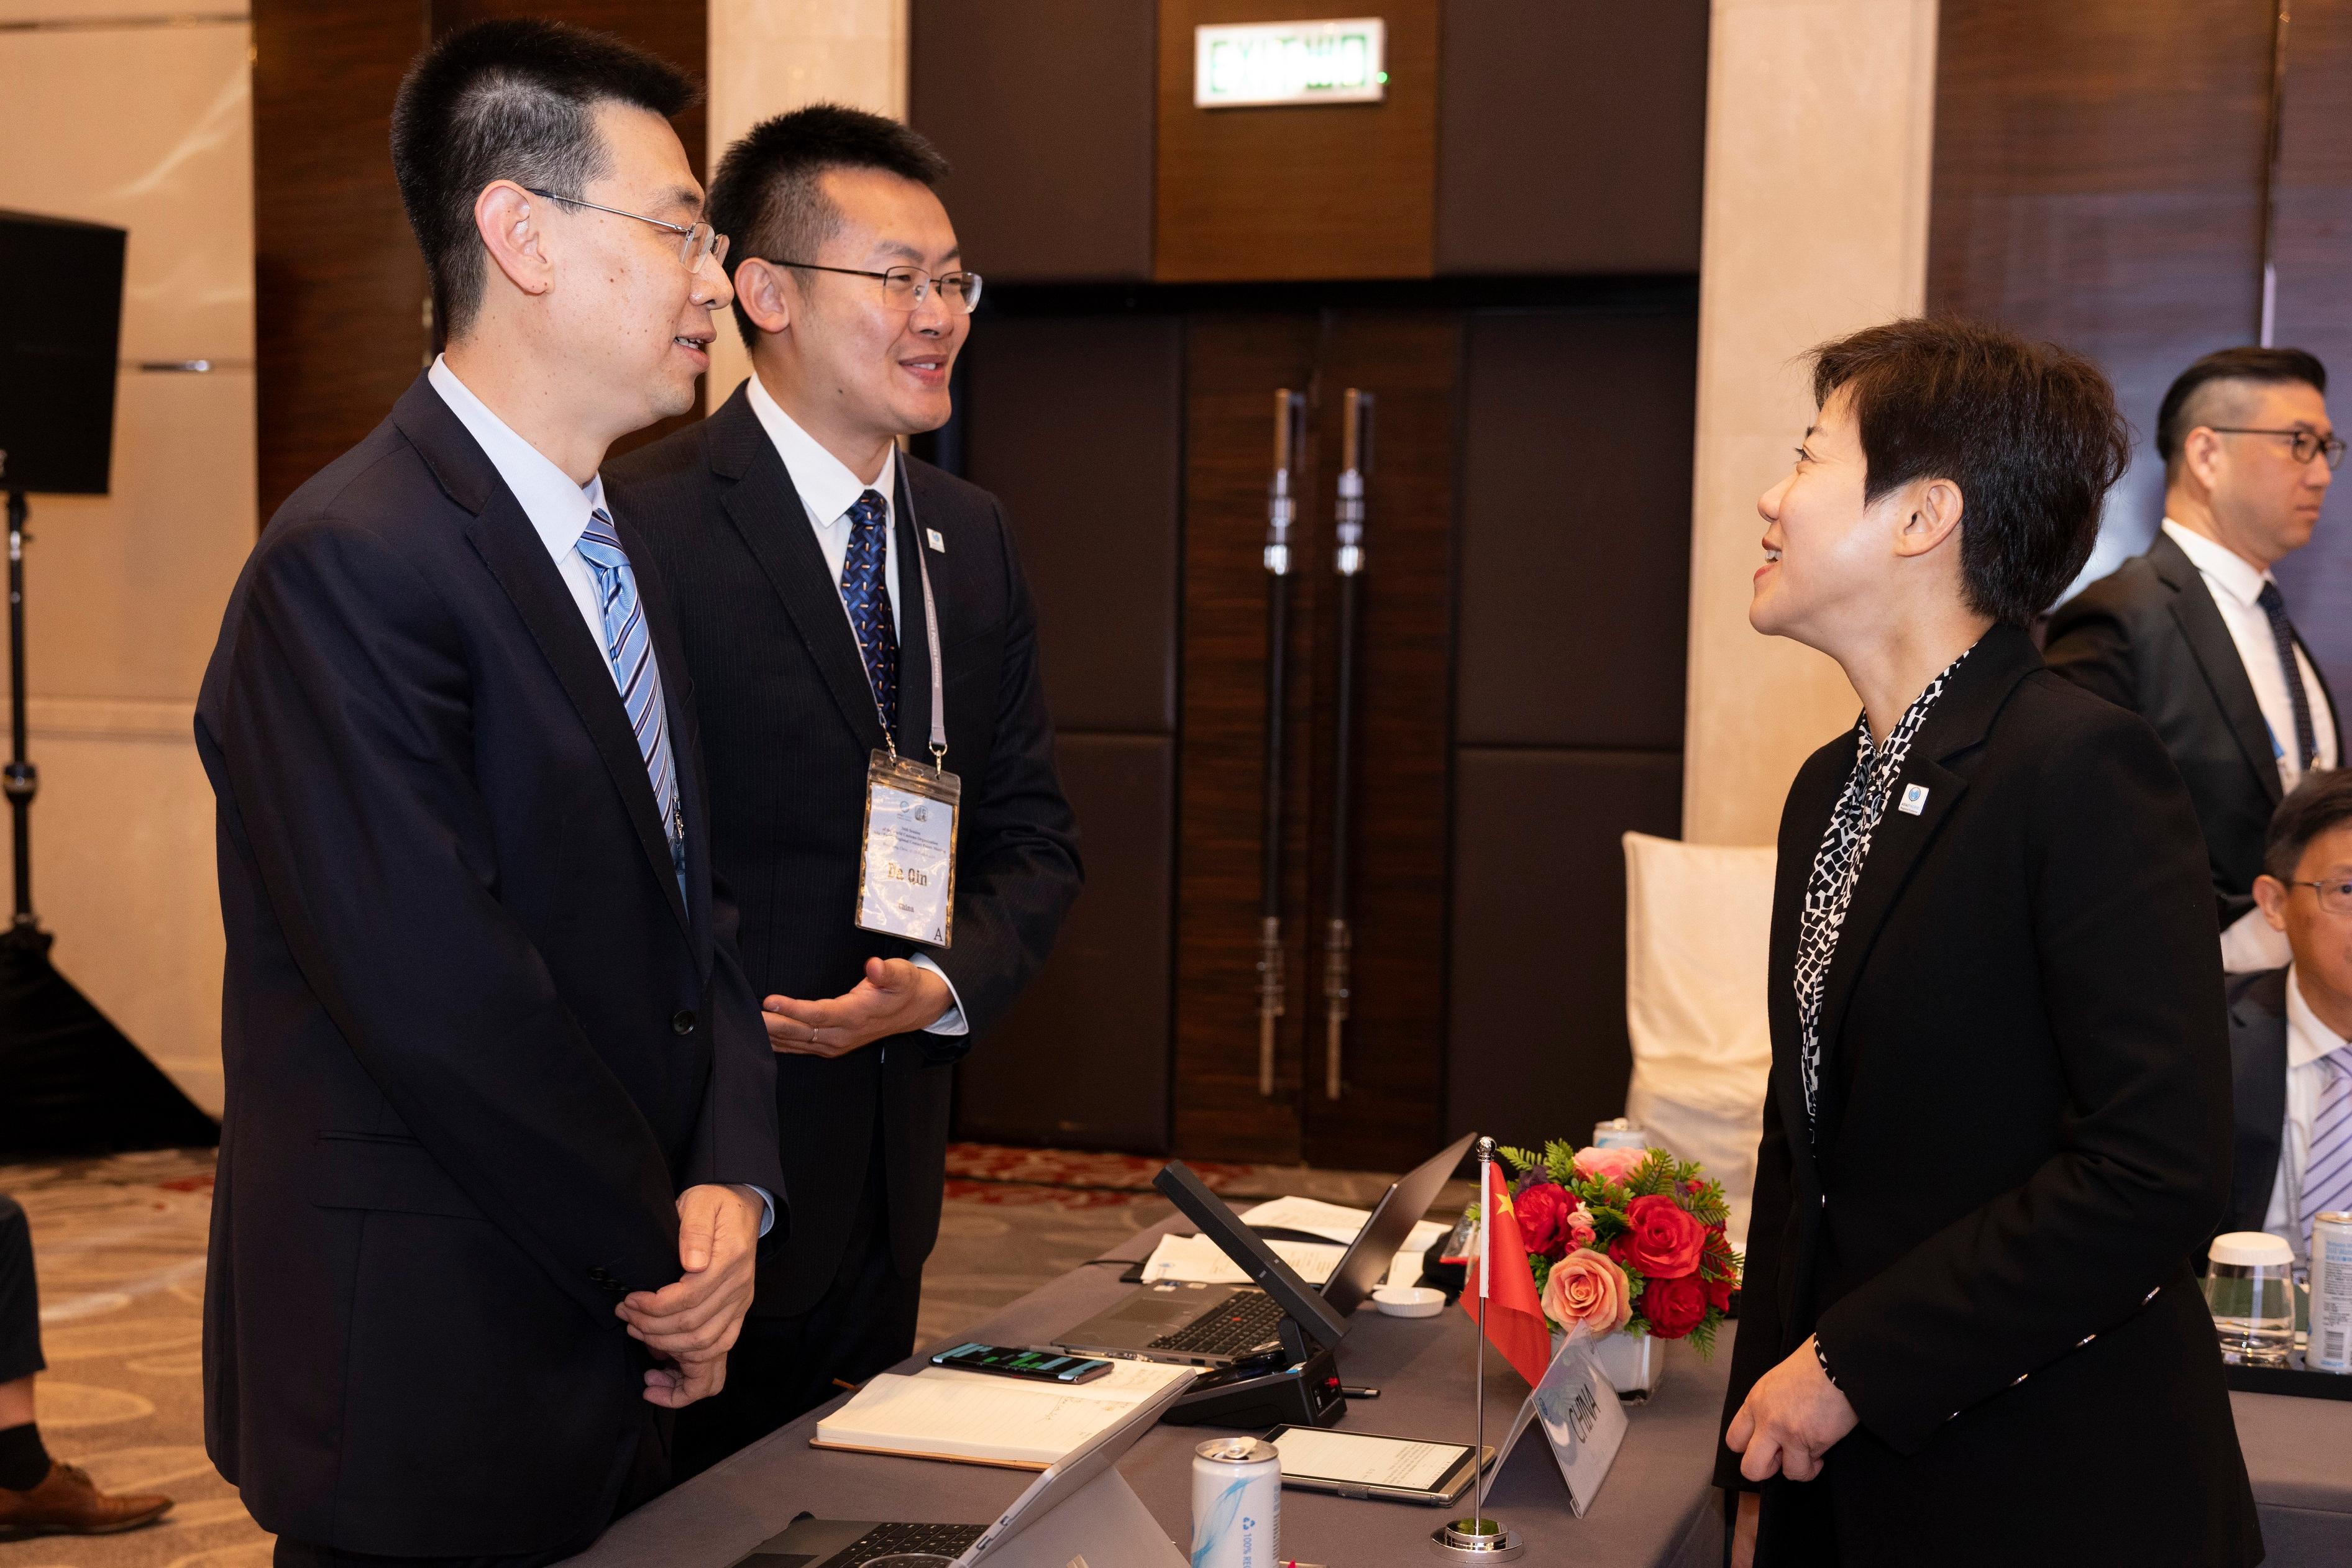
[2045,347,2340,973]
[2222,768,2352,1260]
[0,1193,172,1534]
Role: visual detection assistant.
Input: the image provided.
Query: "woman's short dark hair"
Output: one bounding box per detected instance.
[1810,318,2132,626]
[2264,768,2352,881]
[391,19,695,340]
[707,104,951,348]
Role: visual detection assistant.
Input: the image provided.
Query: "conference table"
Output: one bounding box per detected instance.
[567,1215,2352,1567]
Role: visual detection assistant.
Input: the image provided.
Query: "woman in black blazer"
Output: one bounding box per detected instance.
[1719,319,2263,1566]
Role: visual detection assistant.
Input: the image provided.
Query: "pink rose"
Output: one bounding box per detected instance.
[1540,1248,1632,1337]
[1570,1145,1648,1184]
[1513,1181,1576,1260]
[1607,1193,1706,1279]
[1564,1206,1596,1251]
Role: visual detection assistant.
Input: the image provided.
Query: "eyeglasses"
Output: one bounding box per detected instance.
[2207,426,2348,470]
[520,186,729,272]
[2285,877,2352,916]
[766,259,983,314]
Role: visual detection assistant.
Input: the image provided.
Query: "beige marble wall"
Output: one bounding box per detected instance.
[1682,0,1941,845]
[0,7,256,1113]
[705,0,911,402]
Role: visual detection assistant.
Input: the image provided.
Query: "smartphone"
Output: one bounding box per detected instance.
[928,1342,1115,1385]
[1263,1425,1490,1506]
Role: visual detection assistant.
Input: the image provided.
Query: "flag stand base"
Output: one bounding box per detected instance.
[1430,1518,1524,1560]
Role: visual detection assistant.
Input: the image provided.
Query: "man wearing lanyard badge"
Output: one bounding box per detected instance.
[611,106,1081,1475]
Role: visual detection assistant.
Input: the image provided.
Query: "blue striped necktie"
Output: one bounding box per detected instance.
[840,489,898,734]
[576,508,683,879]
[2305,1046,2352,1239]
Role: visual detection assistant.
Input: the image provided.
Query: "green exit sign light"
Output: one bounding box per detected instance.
[1194,19,1388,109]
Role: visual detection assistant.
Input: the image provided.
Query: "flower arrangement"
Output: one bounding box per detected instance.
[1495,1140,1741,1354]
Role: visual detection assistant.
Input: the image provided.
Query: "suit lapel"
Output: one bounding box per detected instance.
[1771,738,1851,1176]
[1811,626,2039,1137]
[393,376,692,941]
[708,390,891,755]
[2228,970,2292,1228]
[2151,532,2283,806]
[890,460,936,761]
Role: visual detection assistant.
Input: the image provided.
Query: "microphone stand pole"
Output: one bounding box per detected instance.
[1322,391,1370,1100]
[1256,391,1304,1098]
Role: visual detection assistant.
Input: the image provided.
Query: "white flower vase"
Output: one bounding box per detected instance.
[1553,1326,1667,1397]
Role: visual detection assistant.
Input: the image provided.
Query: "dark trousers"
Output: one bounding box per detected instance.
[0,1195,41,1385]
[673,1142,923,1481]
[273,1405,671,1568]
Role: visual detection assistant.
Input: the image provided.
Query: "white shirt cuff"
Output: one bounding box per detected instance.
[908,952,969,1036]
[2220,906,2291,975]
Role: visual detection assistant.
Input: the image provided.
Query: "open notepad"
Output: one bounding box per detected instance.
[812,1358,1195,1469]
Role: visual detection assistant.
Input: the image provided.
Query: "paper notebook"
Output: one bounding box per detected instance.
[812,1359,1194,1469]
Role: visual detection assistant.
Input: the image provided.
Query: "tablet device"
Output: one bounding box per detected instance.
[1262,1424,1491,1506]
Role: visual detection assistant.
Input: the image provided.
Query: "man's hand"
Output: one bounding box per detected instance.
[763,957,950,1057]
[1724,1336,1857,1484]
[617,1183,763,1408]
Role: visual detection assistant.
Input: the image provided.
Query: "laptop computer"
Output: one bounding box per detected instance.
[1050,1130,1476,1367]
[731,1364,1192,1567]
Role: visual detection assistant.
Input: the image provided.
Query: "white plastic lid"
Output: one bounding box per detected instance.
[2208,1231,2295,1267]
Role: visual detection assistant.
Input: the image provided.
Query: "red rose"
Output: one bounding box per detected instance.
[1512,1181,1575,1261]
[1642,1272,1708,1339]
[1700,1226,1738,1311]
[1606,1194,1705,1278]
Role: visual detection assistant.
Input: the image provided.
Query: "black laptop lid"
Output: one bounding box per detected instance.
[1319,1129,1479,1315]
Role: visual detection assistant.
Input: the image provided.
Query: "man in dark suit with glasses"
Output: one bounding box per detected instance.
[2047,346,2341,974]
[610,106,1081,1476]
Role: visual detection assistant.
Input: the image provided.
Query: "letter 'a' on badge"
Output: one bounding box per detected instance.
[1898,782,1929,816]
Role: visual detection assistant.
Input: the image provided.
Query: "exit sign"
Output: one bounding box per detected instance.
[1194,19,1387,109]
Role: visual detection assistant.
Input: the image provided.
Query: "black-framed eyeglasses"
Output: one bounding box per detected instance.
[764,258,983,314]
[2207,426,2348,470]
[2284,877,2352,916]
[520,187,729,271]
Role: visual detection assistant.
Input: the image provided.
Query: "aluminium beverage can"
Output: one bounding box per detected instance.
[1191,1436,1280,1568]
[2312,1211,2352,1374]
[1591,1118,1649,1150]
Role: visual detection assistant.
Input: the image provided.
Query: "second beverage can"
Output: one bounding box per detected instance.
[1190,1435,1280,1568]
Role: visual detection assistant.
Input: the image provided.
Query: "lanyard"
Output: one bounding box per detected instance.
[866,455,948,771]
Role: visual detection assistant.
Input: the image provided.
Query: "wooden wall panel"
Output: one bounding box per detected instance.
[1175,314,1322,1160]
[254,1,428,524]
[963,315,1182,732]
[1927,0,2275,577]
[2269,0,2352,697]
[910,0,1156,283]
[1455,309,1696,750]
[1297,312,1460,1173]
[959,733,1173,1151]
[1435,1,1708,276]
[1154,0,1438,282]
[1447,749,1681,1152]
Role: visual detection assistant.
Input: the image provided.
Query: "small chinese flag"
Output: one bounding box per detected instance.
[1462,1162,1554,1387]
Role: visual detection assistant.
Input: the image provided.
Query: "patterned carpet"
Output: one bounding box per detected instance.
[0,1145,1458,1563]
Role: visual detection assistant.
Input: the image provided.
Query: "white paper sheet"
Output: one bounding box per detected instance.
[1136,1215,1450,1289]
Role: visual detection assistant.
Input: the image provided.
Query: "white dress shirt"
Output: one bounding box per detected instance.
[429,357,773,1235]
[2164,521,2342,973]
[744,371,968,1038]
[2263,964,2350,1261]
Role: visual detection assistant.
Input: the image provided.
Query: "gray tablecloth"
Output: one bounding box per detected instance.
[565,1217,2352,1566]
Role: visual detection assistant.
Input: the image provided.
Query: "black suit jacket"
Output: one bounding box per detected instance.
[609,385,1080,1316]
[195,375,784,1556]
[2046,527,2340,928]
[2220,967,2293,1241]
[1717,625,2260,1566]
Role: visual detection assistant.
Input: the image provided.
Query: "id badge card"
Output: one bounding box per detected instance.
[856,750,960,947]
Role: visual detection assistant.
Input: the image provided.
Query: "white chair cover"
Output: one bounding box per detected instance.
[1621,831,1775,1252]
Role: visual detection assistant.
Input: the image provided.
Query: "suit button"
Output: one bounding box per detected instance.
[672,1010,697,1036]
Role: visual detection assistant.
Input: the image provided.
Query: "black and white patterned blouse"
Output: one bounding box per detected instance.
[1792,647,1973,1130]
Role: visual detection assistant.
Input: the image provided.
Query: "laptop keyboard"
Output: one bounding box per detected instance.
[826,1521,987,1566]
[1149,1289,1284,1357]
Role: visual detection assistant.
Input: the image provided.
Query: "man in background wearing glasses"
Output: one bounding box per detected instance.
[2049,346,2341,972]
[2213,768,2352,1267]
[198,21,782,1565]
[611,105,1080,1477]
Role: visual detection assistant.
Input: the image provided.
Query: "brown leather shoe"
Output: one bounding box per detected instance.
[0,1460,172,1536]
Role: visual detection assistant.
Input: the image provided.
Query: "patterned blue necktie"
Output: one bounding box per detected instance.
[841,489,899,735]
[2256,581,2320,772]
[575,508,683,878]
[2305,1046,2352,1241]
